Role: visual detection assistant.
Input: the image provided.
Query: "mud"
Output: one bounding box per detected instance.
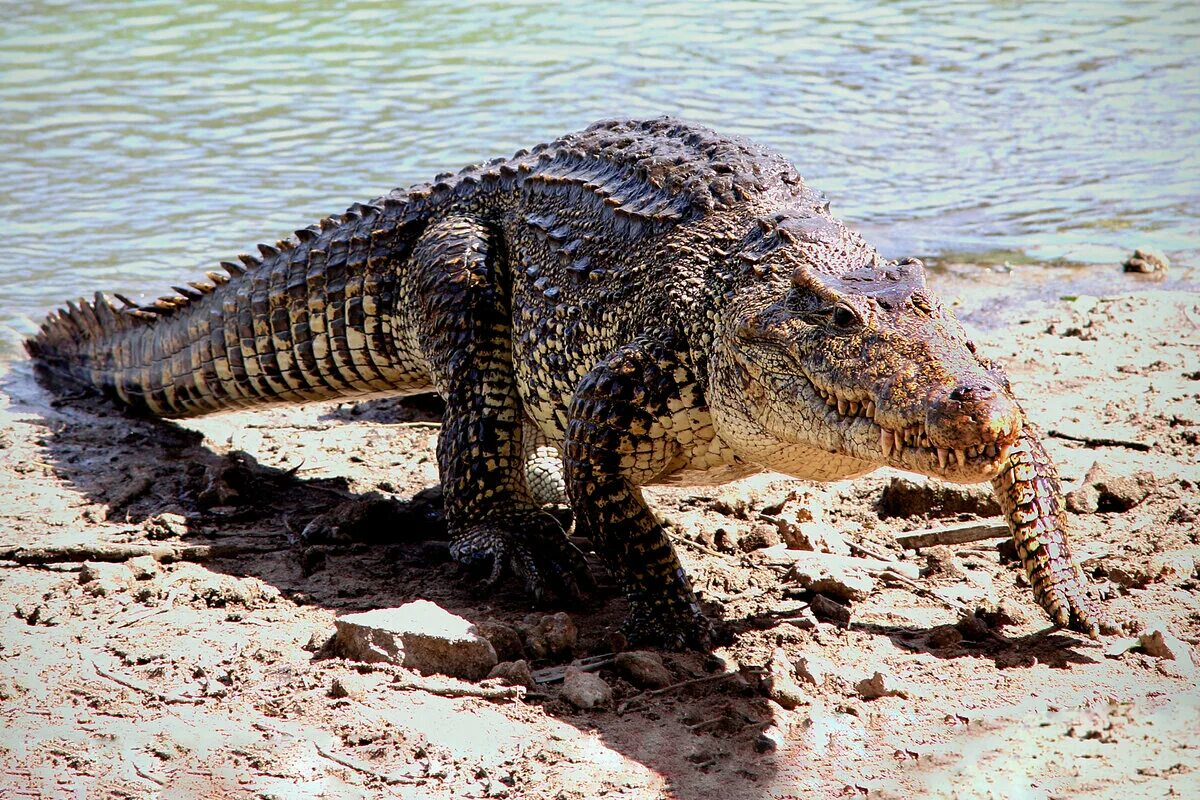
[1,263,1198,799]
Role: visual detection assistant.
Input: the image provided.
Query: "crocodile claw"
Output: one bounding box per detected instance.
[450,513,593,603]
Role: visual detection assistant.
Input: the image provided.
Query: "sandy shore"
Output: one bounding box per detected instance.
[1,262,1198,799]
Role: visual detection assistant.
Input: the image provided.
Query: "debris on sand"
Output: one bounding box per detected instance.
[614,651,673,689]
[1122,247,1169,273]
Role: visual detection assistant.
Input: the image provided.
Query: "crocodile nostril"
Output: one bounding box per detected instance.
[949,383,995,402]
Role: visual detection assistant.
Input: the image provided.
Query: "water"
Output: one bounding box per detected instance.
[2,0,1198,357]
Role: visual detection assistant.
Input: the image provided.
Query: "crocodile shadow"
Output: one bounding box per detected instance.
[10,368,792,798]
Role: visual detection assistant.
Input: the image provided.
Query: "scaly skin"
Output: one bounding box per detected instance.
[26,117,1108,647]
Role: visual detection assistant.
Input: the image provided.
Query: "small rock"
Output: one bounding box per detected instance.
[476,619,525,662]
[523,612,577,660]
[810,593,851,626]
[126,556,160,581]
[328,675,359,699]
[303,627,335,653]
[614,651,673,689]
[786,555,876,602]
[794,653,832,687]
[764,648,806,710]
[779,521,850,556]
[487,659,535,689]
[1080,461,1153,512]
[754,725,787,753]
[738,522,782,552]
[78,561,132,586]
[855,671,907,701]
[927,625,963,649]
[143,512,187,540]
[922,546,967,582]
[879,477,1000,520]
[1066,484,1100,514]
[1137,628,1197,674]
[561,666,611,710]
[334,600,498,681]
[78,561,132,596]
[1122,247,1169,274]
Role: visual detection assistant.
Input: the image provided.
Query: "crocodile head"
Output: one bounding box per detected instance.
[709,208,1022,484]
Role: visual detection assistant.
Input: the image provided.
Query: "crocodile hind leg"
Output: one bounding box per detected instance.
[565,335,714,649]
[411,216,590,601]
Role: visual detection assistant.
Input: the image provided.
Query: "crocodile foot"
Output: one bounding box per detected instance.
[450,512,593,603]
[619,597,717,651]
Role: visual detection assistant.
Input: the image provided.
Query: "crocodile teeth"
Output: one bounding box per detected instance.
[865,400,876,418]
[894,430,905,454]
[954,448,966,467]
[848,401,860,416]
[919,435,931,448]
[838,399,849,415]
[826,396,837,407]
[985,443,998,457]
[937,447,949,469]
[880,428,895,458]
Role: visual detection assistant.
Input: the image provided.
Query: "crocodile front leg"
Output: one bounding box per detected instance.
[565,335,714,649]
[412,216,590,601]
[991,424,1112,637]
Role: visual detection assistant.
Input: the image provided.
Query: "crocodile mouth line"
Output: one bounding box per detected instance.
[800,372,1015,470]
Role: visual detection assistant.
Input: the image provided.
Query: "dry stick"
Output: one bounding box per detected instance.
[0,541,281,566]
[315,744,422,786]
[1048,429,1152,452]
[673,536,732,559]
[389,675,525,702]
[895,520,1009,550]
[618,671,740,714]
[91,661,203,705]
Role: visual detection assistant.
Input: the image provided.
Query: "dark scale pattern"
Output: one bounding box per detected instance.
[26,117,1108,646]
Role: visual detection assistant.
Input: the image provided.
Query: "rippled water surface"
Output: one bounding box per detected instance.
[1,0,1198,353]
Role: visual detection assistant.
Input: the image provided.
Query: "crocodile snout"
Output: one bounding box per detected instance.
[925,378,1019,447]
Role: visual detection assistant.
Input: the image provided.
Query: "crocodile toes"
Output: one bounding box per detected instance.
[449,513,593,603]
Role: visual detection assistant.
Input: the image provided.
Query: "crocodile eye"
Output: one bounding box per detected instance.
[831,304,858,329]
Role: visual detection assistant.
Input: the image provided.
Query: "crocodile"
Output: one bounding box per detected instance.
[27,116,1109,647]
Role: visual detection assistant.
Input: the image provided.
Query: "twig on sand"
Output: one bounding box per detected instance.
[673,536,733,559]
[91,661,203,705]
[1048,429,1152,452]
[0,541,281,566]
[315,744,423,785]
[389,674,525,702]
[895,520,1009,550]
[618,671,740,713]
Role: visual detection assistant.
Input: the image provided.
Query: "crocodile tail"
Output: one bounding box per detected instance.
[26,197,431,418]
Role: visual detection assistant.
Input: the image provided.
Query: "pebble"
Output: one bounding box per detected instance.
[487,659,535,689]
[794,653,832,687]
[78,561,132,597]
[143,512,187,539]
[810,593,852,626]
[614,651,673,689]
[476,618,525,662]
[927,625,964,649]
[764,648,807,710]
[1137,628,1197,674]
[522,612,577,660]
[1123,247,1169,273]
[125,555,160,581]
[855,671,907,701]
[561,666,612,710]
[785,554,876,602]
[334,600,498,681]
